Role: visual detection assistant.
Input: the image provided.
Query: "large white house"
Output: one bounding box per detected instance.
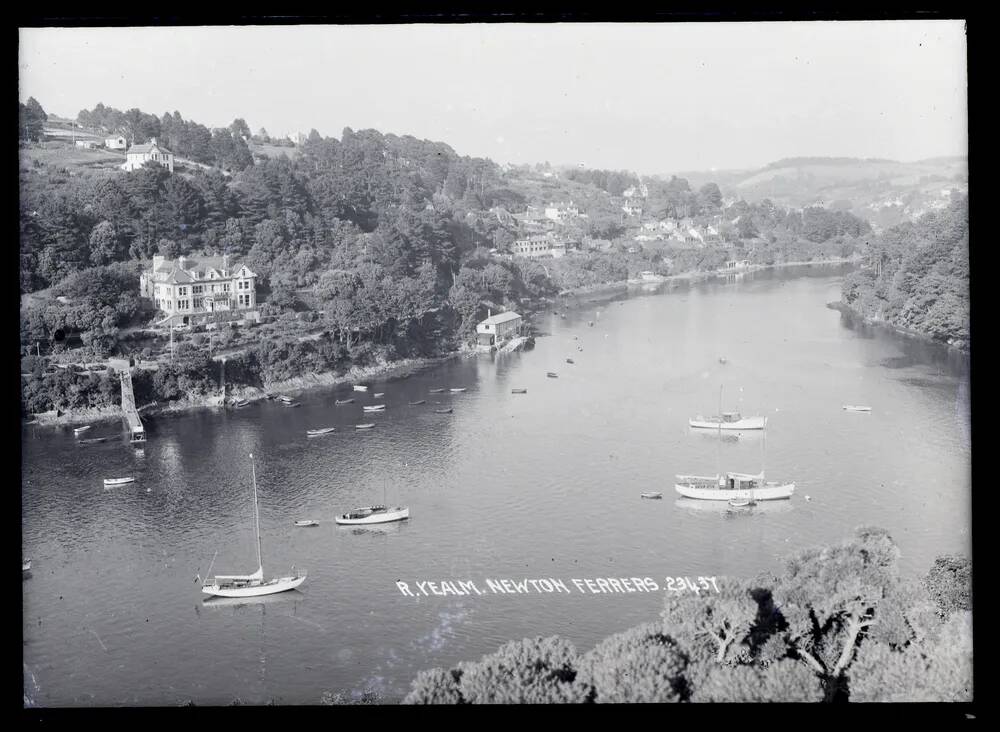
[121,137,175,173]
[140,254,259,327]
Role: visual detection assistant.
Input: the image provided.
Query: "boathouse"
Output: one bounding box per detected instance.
[476,310,523,346]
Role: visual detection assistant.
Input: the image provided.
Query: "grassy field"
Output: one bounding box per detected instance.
[20,143,124,173]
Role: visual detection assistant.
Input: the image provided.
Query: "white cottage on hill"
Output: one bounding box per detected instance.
[121,137,175,173]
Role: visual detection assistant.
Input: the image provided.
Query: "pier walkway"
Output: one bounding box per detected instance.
[119,368,146,442]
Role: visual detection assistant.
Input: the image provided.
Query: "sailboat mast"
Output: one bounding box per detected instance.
[250,453,263,571]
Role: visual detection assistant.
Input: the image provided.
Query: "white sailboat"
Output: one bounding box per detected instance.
[201,453,306,598]
[676,386,794,501]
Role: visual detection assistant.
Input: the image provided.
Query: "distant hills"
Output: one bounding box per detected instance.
[661,156,967,231]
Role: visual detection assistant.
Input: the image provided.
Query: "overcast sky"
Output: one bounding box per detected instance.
[19,21,967,175]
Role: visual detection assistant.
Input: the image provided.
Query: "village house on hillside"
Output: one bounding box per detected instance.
[105,135,127,150]
[121,137,175,173]
[139,254,259,328]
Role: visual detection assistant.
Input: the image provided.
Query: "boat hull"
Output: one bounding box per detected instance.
[202,574,306,598]
[688,416,767,430]
[335,508,409,525]
[674,482,795,501]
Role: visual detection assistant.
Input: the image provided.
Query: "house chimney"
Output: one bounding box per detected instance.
[488,309,492,319]
[178,255,187,270]
[223,253,230,272]
[150,137,157,146]
[153,255,164,272]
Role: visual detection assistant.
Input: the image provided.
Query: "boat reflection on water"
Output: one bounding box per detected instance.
[674,498,794,516]
[346,520,410,537]
[201,589,305,609]
[687,428,764,443]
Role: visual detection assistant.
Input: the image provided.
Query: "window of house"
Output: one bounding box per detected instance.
[224,284,230,292]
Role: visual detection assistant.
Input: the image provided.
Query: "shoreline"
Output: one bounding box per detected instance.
[20,257,868,429]
[826,300,970,354]
[25,352,468,429]
[556,256,860,299]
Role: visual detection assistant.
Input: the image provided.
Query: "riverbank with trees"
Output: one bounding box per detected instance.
[840,196,968,352]
[403,527,972,704]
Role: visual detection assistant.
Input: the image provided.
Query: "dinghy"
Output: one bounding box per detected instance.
[434,408,453,414]
[566,358,575,364]
[283,401,301,408]
[409,400,426,406]
[353,385,369,392]
[294,520,319,527]
[355,423,376,430]
[429,388,445,393]
[79,437,108,444]
[640,492,663,499]
[511,389,527,394]
[335,398,355,405]
[306,427,336,437]
[73,425,92,435]
[276,395,294,403]
[232,399,250,408]
[842,405,871,412]
[547,372,558,378]
[335,505,409,526]
[450,388,467,393]
[363,404,386,412]
[104,477,135,487]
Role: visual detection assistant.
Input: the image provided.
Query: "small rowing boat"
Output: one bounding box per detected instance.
[429,388,445,394]
[232,399,250,408]
[363,405,386,412]
[353,385,369,392]
[409,400,426,406]
[276,395,294,403]
[719,356,728,364]
[450,388,467,393]
[547,372,558,378]
[74,425,92,435]
[283,401,301,408]
[356,423,376,430]
[335,398,355,405]
[294,520,320,527]
[104,477,135,487]
[306,427,336,437]
[374,392,385,398]
[79,437,108,444]
[511,388,527,394]
[842,405,871,412]
[640,492,663,500]
[434,408,453,414]
[566,358,574,364]
[728,498,753,507]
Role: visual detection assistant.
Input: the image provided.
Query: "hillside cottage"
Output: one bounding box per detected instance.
[105,136,127,150]
[121,138,175,173]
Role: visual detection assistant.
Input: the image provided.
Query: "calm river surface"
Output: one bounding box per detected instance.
[22,264,971,706]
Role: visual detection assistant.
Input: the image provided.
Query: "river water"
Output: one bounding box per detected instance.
[21,264,971,706]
